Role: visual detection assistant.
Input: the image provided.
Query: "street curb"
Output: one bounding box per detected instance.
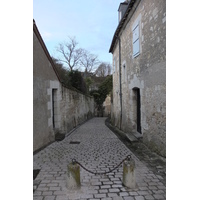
[105,118,140,143]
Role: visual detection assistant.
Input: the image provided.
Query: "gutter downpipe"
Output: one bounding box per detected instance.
[118,36,122,130]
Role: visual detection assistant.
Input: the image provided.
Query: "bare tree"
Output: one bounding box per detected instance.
[95,62,112,77]
[80,50,99,73]
[56,37,84,71]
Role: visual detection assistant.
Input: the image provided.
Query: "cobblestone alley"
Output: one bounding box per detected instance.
[33,118,166,200]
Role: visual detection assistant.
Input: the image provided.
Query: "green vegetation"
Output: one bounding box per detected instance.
[90,75,112,106]
[52,57,87,94]
[68,70,87,94]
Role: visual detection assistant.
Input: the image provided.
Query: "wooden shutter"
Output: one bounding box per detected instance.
[133,23,140,57]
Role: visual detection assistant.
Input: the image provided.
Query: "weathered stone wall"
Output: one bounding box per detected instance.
[59,87,94,133]
[111,0,166,156]
[33,23,94,153]
[33,31,60,152]
[103,95,111,117]
[111,45,121,127]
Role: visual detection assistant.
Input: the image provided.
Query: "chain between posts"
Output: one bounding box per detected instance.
[71,155,131,175]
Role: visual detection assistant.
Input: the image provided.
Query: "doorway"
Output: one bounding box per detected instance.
[133,87,141,134]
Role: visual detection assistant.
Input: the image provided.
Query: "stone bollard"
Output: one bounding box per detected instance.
[122,156,136,189]
[66,159,81,189]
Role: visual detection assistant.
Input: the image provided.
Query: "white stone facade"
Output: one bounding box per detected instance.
[110,0,166,156]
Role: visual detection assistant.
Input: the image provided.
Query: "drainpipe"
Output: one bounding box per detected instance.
[118,37,122,130]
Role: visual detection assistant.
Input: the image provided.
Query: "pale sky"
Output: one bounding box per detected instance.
[33,0,123,66]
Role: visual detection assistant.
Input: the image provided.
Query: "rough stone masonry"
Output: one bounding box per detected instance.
[110,0,166,157]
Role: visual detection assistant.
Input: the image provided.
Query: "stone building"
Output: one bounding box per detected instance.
[109,0,166,156]
[33,20,94,153]
[103,94,111,117]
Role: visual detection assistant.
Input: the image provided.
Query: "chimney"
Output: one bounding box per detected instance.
[118,1,129,23]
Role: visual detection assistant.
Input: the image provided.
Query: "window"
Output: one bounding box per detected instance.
[123,64,126,83]
[119,11,122,22]
[133,22,140,57]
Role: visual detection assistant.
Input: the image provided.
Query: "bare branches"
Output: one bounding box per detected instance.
[56,36,111,76]
[80,50,99,73]
[95,62,112,77]
[56,37,84,71]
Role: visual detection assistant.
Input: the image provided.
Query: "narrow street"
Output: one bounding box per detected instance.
[33,118,166,200]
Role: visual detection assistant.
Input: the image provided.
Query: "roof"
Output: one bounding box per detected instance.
[109,0,136,53]
[118,1,129,11]
[33,19,62,83]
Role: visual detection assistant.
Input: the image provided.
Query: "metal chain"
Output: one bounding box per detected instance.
[72,155,131,175]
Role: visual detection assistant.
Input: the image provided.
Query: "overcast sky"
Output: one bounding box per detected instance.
[33,0,123,66]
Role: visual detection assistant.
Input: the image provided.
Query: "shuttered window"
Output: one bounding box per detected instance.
[133,23,140,57]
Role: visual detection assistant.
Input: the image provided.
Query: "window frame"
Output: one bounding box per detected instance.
[132,15,141,58]
[133,24,140,57]
[122,61,126,84]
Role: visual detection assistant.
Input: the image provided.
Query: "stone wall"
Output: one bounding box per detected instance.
[33,30,60,152]
[111,0,166,156]
[103,95,111,117]
[59,87,94,133]
[33,21,94,153]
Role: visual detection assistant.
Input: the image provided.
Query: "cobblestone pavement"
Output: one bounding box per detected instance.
[105,118,166,187]
[33,117,166,200]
